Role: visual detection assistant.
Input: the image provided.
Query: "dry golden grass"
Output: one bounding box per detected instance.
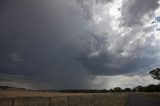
[0,90,128,106]
[0,90,83,98]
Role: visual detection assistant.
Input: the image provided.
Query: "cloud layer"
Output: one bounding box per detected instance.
[0,0,160,89]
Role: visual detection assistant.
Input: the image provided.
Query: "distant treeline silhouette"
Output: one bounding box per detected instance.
[0,86,27,90]
[131,84,160,92]
[61,84,160,93]
[1,84,160,92]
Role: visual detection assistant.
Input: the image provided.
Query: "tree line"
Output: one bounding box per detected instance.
[110,84,160,92]
[60,84,160,93]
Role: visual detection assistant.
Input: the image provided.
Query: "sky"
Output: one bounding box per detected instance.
[0,0,160,90]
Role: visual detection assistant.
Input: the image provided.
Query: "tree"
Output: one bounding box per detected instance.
[136,86,143,92]
[124,88,131,92]
[132,87,138,92]
[149,68,160,80]
[114,87,122,92]
[109,89,114,92]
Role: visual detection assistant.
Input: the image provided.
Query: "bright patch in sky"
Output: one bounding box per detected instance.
[84,0,160,89]
[91,74,159,89]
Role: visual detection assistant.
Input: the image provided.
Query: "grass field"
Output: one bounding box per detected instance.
[0,90,127,106]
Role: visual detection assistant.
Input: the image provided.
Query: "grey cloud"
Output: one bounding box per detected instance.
[76,0,112,20]
[79,49,158,76]
[76,0,95,20]
[1,0,160,89]
[77,0,160,76]
[121,0,160,27]
[95,0,113,4]
[0,0,92,89]
[0,74,48,89]
[79,28,160,76]
[10,52,23,62]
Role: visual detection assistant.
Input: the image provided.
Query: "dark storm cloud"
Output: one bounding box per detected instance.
[121,0,160,27]
[1,0,160,89]
[79,46,159,76]
[0,0,92,89]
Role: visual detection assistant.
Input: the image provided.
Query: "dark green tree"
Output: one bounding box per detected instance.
[114,87,122,92]
[136,86,143,92]
[124,88,131,92]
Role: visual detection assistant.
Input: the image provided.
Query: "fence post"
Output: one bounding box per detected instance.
[11,98,15,106]
[93,94,95,106]
[48,98,51,106]
[80,96,82,102]
[67,96,70,106]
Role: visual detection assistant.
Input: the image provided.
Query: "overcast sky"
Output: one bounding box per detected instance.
[0,0,160,89]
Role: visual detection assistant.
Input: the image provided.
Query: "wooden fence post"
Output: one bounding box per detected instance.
[93,94,95,106]
[67,96,70,106]
[11,98,15,106]
[48,98,51,106]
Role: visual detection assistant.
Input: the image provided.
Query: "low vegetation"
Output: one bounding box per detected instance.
[0,91,79,98]
[0,91,127,106]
